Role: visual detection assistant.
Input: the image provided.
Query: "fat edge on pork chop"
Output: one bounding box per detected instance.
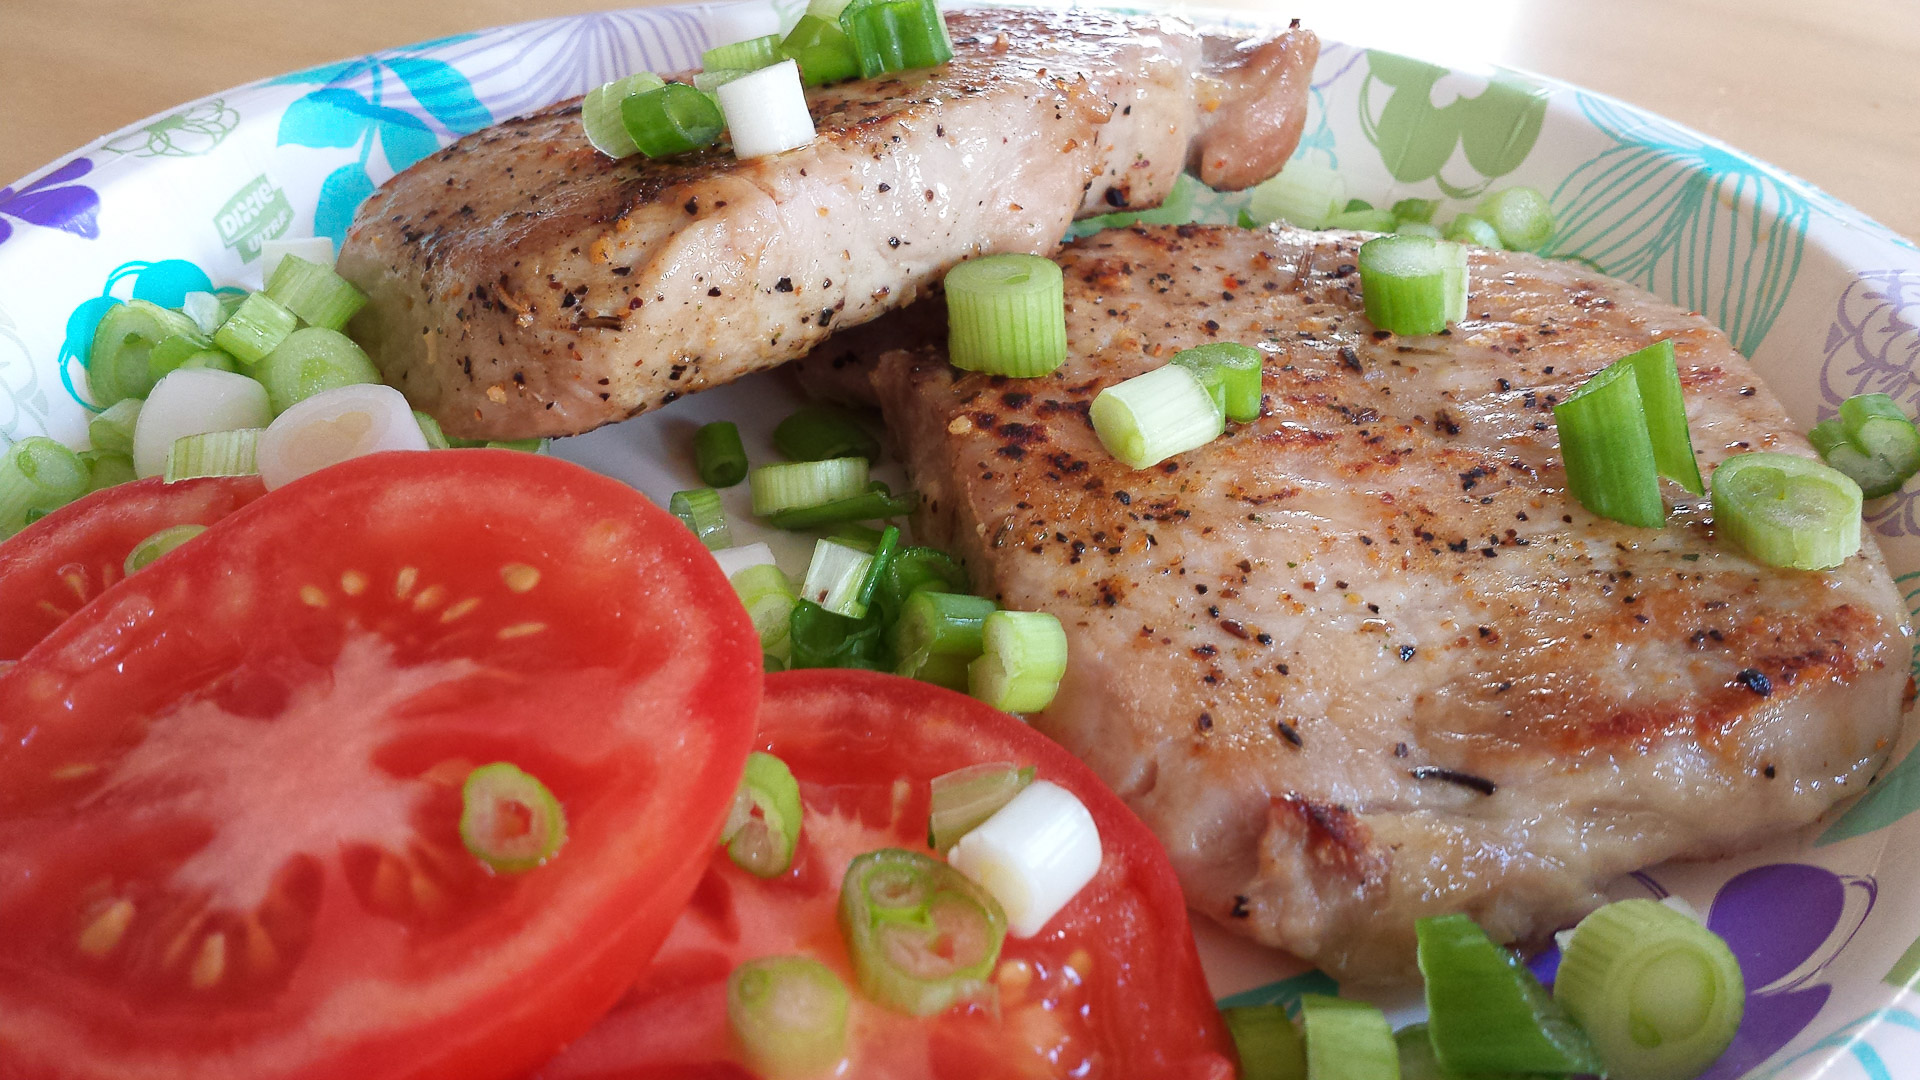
[337,8,1315,440]
[853,223,1912,981]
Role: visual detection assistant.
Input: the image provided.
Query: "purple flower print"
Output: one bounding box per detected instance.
[0,158,101,246]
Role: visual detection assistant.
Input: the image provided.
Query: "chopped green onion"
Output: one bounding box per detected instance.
[88,299,201,406]
[81,450,136,492]
[894,647,971,690]
[181,291,225,336]
[89,398,143,456]
[1324,207,1398,232]
[1393,1024,1450,1080]
[1090,363,1224,469]
[726,751,805,877]
[704,33,783,72]
[801,539,875,618]
[1553,360,1664,528]
[806,0,855,20]
[146,332,214,382]
[413,410,451,450]
[890,590,996,664]
[1621,341,1704,493]
[1358,234,1468,336]
[670,487,734,550]
[1554,898,1745,1080]
[164,428,263,483]
[767,487,918,529]
[728,956,850,1080]
[460,762,567,873]
[1391,198,1440,223]
[825,521,883,550]
[1417,913,1604,1075]
[264,255,368,331]
[788,599,888,670]
[622,82,726,159]
[1298,995,1398,1080]
[582,72,667,157]
[1223,1005,1307,1080]
[486,438,549,454]
[946,779,1101,938]
[1172,342,1264,423]
[1477,186,1554,251]
[255,327,381,414]
[213,292,299,365]
[1810,393,1920,498]
[837,848,1006,1016]
[0,438,89,536]
[133,368,273,478]
[927,761,1032,851]
[259,237,335,286]
[1076,173,1206,236]
[1344,198,1375,213]
[732,562,798,653]
[837,0,952,79]
[1711,451,1862,570]
[751,456,869,515]
[944,254,1068,377]
[852,525,900,612]
[695,420,749,487]
[967,609,1068,713]
[1394,220,1443,240]
[257,384,429,490]
[124,523,207,575]
[716,60,817,159]
[692,68,750,94]
[1443,213,1503,249]
[775,403,881,462]
[871,545,967,625]
[1247,157,1344,228]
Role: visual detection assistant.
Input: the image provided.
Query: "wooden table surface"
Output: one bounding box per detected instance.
[3,0,1915,241]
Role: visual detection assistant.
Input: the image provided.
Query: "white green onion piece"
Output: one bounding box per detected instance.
[725,751,805,877]
[1357,234,1468,336]
[966,609,1068,713]
[669,487,734,550]
[732,562,797,654]
[582,72,668,158]
[1555,899,1745,1080]
[1089,363,1224,469]
[256,383,430,491]
[727,956,850,1080]
[716,60,816,160]
[255,326,382,415]
[693,68,752,93]
[181,291,226,336]
[713,540,779,579]
[1223,1006,1307,1080]
[1477,186,1554,252]
[132,368,272,479]
[124,523,208,575]
[1810,392,1920,499]
[943,254,1068,377]
[1246,157,1345,229]
[1298,995,1399,1080]
[800,538,874,618]
[88,397,143,456]
[264,255,369,331]
[165,428,263,483]
[460,762,568,873]
[927,761,1033,852]
[258,236,337,288]
[750,456,868,516]
[1710,451,1862,570]
[946,779,1097,938]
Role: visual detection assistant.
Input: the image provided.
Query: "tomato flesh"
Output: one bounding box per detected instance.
[0,475,265,660]
[0,451,761,1080]
[534,669,1234,1080]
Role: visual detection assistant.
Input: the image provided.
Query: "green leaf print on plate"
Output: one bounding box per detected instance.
[101,100,241,159]
[1358,51,1548,199]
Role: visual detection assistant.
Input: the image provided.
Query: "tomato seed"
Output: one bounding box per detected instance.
[500,563,541,593]
[340,569,368,595]
[439,597,482,623]
[300,586,329,608]
[190,933,227,989]
[497,622,546,640]
[395,566,420,599]
[77,899,134,958]
[412,585,447,613]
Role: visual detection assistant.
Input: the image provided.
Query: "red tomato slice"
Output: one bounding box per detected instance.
[0,475,265,660]
[534,669,1235,1080]
[0,451,761,1080]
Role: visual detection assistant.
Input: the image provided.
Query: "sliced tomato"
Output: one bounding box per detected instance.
[534,669,1235,1080]
[0,450,761,1080]
[0,475,265,660]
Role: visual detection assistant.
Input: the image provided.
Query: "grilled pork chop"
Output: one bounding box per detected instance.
[337,10,1316,440]
[856,224,1912,981]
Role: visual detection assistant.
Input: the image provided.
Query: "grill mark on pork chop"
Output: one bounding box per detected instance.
[856,223,1912,980]
[339,9,1315,440]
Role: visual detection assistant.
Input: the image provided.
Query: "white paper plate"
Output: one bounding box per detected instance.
[3,5,1917,1075]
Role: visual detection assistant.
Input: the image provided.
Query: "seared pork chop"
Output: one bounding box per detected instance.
[337,10,1315,440]
[855,224,1911,981]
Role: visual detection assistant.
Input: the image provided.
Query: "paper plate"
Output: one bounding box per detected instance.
[2,4,1916,1075]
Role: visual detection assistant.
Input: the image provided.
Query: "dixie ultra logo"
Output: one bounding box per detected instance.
[215,175,293,262]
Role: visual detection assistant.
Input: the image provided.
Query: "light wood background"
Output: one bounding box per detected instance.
[1,0,1915,241]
